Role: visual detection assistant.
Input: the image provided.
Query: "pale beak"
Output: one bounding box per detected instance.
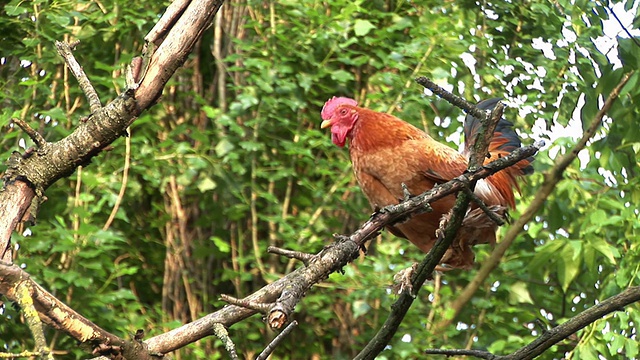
[320,119,333,129]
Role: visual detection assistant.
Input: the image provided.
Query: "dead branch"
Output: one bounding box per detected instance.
[0,262,124,345]
[141,143,540,355]
[268,246,316,266]
[415,76,493,124]
[219,294,272,313]
[462,186,506,225]
[11,118,47,148]
[55,41,102,113]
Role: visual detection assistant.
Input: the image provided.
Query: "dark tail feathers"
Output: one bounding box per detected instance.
[463,98,535,175]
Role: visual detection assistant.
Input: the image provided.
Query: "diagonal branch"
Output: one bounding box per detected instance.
[55,41,102,113]
[434,70,635,332]
[425,286,640,360]
[0,262,124,346]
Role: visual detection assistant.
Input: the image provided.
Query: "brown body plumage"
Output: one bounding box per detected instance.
[321,97,534,269]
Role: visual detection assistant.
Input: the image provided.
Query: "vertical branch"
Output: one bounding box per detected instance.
[14,281,53,359]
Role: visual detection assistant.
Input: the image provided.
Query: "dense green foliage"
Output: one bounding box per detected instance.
[1,0,639,359]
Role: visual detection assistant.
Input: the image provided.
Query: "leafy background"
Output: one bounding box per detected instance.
[1,0,639,359]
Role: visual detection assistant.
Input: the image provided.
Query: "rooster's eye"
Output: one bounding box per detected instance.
[339,109,348,116]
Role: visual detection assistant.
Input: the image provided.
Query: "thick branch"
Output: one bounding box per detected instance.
[435,70,634,331]
[135,0,223,111]
[0,0,224,257]
[0,262,124,345]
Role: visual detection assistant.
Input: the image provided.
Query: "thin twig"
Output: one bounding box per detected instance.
[255,320,298,360]
[11,119,46,148]
[604,4,640,47]
[54,41,102,113]
[212,323,239,360]
[423,348,498,359]
[415,77,490,121]
[268,246,316,266]
[219,294,272,313]
[102,127,131,231]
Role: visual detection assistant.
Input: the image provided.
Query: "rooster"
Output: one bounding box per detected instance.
[321,97,534,269]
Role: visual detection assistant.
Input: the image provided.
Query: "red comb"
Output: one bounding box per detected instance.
[321,97,357,120]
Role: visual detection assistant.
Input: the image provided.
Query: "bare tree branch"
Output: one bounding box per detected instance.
[1,0,224,263]
[55,41,102,113]
[268,246,316,266]
[423,349,498,359]
[11,119,46,148]
[415,76,491,123]
[0,262,123,345]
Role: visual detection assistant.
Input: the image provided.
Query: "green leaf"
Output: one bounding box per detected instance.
[618,37,640,70]
[353,19,376,36]
[508,282,534,304]
[197,176,217,192]
[558,243,582,292]
[211,236,230,253]
[215,138,235,157]
[591,238,619,265]
[352,299,371,319]
[330,69,355,82]
[625,338,639,358]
